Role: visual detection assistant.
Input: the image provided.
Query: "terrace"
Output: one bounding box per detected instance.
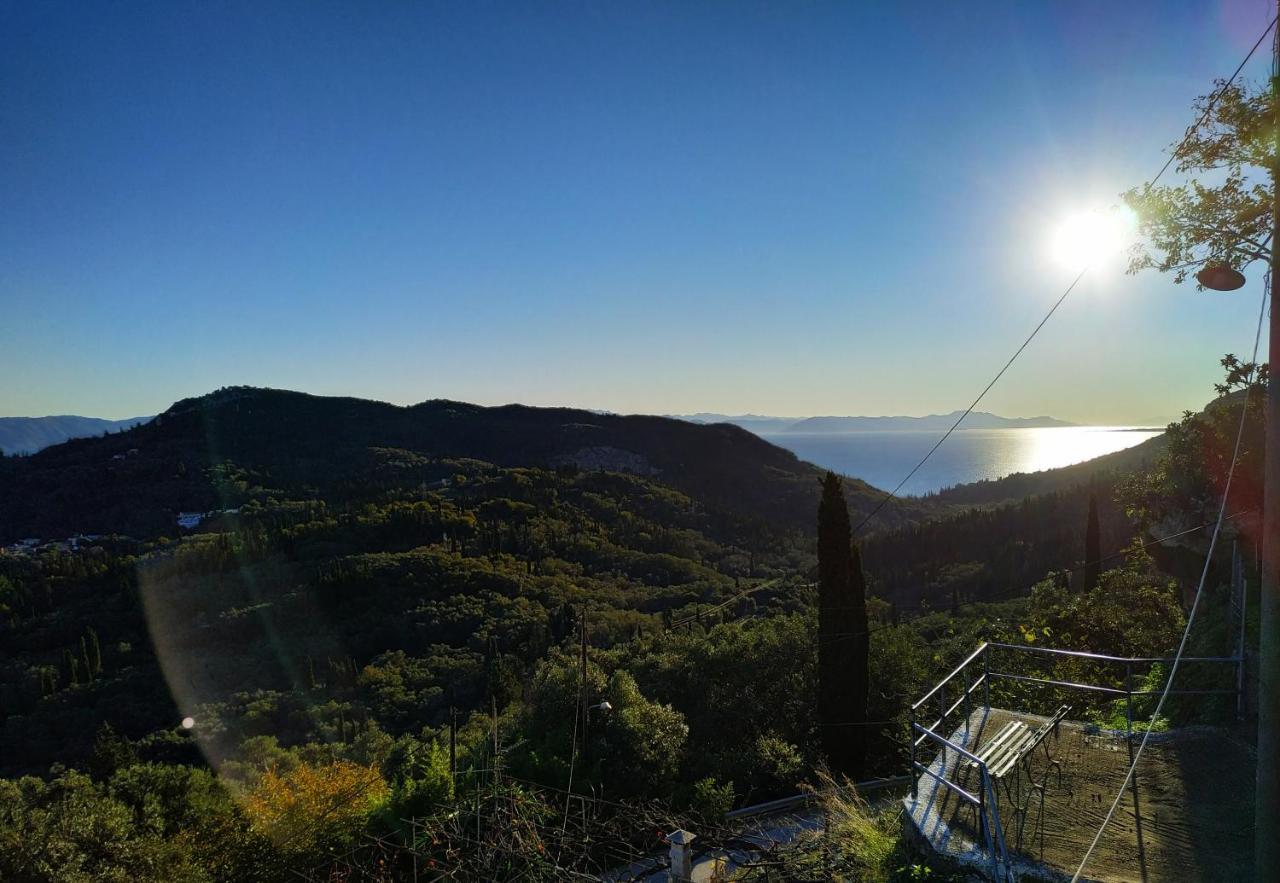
[903,642,1253,882]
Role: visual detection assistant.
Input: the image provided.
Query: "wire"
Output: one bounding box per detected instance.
[853,12,1278,538]
[1148,14,1278,189]
[852,269,1089,535]
[664,578,780,631]
[1070,269,1268,882]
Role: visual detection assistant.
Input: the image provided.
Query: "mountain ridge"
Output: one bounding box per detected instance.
[0,386,928,542]
[674,410,1076,433]
[0,415,152,455]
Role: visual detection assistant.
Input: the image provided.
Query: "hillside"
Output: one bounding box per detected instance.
[0,415,151,456]
[927,429,1169,505]
[0,387,919,543]
[0,387,933,790]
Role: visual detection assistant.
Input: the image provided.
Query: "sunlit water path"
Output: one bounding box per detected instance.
[760,426,1163,496]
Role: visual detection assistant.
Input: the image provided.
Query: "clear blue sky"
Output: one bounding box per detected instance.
[2,0,1275,423]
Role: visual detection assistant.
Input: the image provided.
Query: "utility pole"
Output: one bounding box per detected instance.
[449,705,457,783]
[1259,7,1280,877]
[579,616,589,750]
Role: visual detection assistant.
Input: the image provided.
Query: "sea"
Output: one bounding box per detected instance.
[759,426,1163,496]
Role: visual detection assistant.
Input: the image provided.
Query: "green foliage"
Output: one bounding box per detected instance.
[777,771,901,882]
[1093,664,1172,734]
[89,723,138,784]
[1119,367,1263,545]
[0,373,1254,879]
[1122,79,1272,284]
[0,771,212,883]
[1028,567,1185,659]
[597,670,688,797]
[687,776,734,822]
[383,738,454,819]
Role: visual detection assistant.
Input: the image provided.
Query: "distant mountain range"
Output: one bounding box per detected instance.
[675,410,1075,434]
[0,415,152,455]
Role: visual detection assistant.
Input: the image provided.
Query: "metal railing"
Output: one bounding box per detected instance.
[908,642,1011,881]
[983,642,1241,743]
[907,640,1241,880]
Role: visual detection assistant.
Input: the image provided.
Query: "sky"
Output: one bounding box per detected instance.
[2,0,1277,424]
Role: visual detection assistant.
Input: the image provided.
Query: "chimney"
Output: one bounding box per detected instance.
[666,829,696,881]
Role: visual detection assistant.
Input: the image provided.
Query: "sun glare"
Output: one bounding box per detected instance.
[1049,205,1137,270]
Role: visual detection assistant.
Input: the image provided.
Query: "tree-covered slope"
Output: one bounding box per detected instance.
[0,386,918,543]
[0,415,151,456]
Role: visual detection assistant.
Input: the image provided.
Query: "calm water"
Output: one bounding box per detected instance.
[761,426,1162,496]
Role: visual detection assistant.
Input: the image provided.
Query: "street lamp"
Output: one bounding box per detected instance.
[1196,263,1248,291]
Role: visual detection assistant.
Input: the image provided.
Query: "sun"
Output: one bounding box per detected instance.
[1049,205,1137,270]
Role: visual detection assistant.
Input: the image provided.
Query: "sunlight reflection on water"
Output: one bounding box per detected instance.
[761,426,1163,496]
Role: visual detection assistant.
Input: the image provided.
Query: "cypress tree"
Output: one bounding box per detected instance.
[1084,493,1101,592]
[88,722,136,782]
[817,472,870,777]
[86,627,102,677]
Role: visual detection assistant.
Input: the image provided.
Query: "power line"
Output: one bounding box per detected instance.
[1147,14,1278,189]
[664,578,780,631]
[852,268,1087,535]
[1070,270,1269,882]
[853,11,1278,538]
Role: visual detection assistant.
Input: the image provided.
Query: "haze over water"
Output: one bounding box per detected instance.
[762,426,1163,496]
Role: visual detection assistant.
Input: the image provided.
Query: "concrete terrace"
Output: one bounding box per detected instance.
[905,707,1255,882]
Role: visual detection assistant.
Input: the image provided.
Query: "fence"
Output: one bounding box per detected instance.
[907,641,1241,880]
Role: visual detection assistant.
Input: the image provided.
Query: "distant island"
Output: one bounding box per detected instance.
[675,410,1076,434]
[0,415,152,455]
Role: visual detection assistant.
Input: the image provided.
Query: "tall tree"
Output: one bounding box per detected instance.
[1123,80,1272,283]
[1083,493,1102,592]
[816,472,869,777]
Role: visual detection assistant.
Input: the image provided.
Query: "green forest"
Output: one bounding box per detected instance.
[0,367,1259,882]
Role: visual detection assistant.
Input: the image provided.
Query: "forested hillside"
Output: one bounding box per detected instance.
[0,375,1257,881]
[0,387,915,542]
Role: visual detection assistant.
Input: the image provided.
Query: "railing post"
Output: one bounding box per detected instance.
[1239,578,1248,721]
[910,718,918,799]
[981,766,998,880]
[978,766,988,851]
[983,644,991,712]
[1125,661,1134,743]
[963,665,972,720]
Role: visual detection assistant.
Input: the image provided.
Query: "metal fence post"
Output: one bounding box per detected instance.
[1239,578,1248,721]
[1125,661,1134,743]
[910,714,918,799]
[983,644,991,712]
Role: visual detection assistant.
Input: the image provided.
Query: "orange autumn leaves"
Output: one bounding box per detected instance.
[242,759,388,852]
